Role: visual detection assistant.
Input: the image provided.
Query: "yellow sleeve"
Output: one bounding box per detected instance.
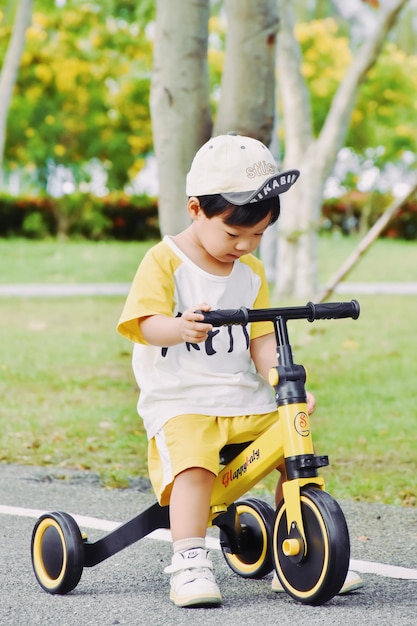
[240,255,274,340]
[117,242,181,343]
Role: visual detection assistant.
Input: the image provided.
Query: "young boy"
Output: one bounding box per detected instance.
[117,133,361,607]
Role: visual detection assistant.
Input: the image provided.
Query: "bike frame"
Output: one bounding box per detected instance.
[206,300,360,558]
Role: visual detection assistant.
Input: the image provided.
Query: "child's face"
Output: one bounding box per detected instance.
[192,209,271,264]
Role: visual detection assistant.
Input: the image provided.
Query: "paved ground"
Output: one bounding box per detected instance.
[1,464,416,626]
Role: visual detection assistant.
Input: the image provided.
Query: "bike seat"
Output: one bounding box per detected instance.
[219,442,252,465]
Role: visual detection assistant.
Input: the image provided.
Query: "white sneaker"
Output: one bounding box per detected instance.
[164,548,222,607]
[271,569,363,594]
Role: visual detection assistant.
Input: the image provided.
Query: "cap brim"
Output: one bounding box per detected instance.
[220,169,300,206]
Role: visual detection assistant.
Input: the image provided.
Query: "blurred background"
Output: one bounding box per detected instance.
[1,1,416,261]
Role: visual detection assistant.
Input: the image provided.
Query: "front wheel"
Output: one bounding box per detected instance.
[220,498,275,579]
[273,487,350,605]
[31,512,84,594]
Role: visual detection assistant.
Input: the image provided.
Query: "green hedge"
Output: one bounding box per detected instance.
[322,190,417,240]
[1,190,416,240]
[0,192,160,240]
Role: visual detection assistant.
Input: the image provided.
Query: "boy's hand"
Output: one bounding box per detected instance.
[306,391,316,415]
[179,303,213,344]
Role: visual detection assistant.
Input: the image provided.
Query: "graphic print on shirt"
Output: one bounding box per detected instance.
[161,312,250,358]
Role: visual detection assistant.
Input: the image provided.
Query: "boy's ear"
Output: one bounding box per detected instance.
[187,197,201,220]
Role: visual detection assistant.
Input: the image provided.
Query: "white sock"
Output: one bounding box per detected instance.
[173,537,206,554]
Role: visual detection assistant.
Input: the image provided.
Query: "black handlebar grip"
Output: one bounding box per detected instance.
[306,299,360,322]
[198,307,249,327]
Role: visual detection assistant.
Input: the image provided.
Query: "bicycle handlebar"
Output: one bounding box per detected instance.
[199,300,360,326]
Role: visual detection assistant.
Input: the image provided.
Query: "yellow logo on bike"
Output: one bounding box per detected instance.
[294,411,310,437]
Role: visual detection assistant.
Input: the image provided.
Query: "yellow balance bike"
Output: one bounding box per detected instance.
[31,299,360,606]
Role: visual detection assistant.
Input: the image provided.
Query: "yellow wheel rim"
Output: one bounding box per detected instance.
[33,518,67,589]
[225,504,269,575]
[273,495,330,599]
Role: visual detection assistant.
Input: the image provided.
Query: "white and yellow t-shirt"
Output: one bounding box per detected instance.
[117,236,276,439]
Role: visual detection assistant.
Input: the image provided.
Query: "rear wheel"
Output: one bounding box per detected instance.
[31,512,84,594]
[273,487,350,605]
[221,498,275,579]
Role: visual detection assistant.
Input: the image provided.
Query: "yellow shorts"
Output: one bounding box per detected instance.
[148,411,278,506]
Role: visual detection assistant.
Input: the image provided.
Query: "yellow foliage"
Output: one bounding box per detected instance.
[129,119,142,131]
[127,135,148,154]
[385,42,407,64]
[365,101,378,115]
[296,18,351,84]
[208,48,224,74]
[378,106,392,117]
[351,109,364,126]
[61,10,84,29]
[34,64,53,85]
[396,124,417,139]
[301,62,315,79]
[26,85,43,101]
[311,80,330,98]
[33,12,51,28]
[128,158,146,180]
[45,115,55,125]
[26,25,47,42]
[25,128,35,138]
[117,62,130,76]
[209,15,226,36]
[75,87,90,107]
[296,18,338,43]
[100,128,113,143]
[54,145,66,156]
[20,52,32,67]
[54,59,91,93]
[92,34,103,48]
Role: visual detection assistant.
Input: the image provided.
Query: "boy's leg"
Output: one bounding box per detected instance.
[165,467,222,607]
[170,467,215,541]
[275,462,286,506]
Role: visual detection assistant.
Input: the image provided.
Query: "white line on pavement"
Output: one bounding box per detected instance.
[2,504,417,581]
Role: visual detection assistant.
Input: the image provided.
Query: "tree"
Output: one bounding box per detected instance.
[150,0,212,235]
[150,0,279,236]
[0,0,32,188]
[273,0,409,298]
[1,2,154,191]
[213,0,278,143]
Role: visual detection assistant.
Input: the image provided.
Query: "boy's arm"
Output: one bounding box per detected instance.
[140,304,213,347]
[250,332,277,381]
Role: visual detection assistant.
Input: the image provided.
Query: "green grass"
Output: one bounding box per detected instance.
[0,239,156,284]
[317,233,417,283]
[0,296,146,487]
[0,235,416,284]
[0,237,416,504]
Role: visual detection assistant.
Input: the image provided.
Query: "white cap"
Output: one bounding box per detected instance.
[186,133,299,205]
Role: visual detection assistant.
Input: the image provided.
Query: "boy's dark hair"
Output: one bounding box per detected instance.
[196,194,280,227]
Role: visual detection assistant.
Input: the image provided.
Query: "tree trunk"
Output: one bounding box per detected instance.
[150,0,212,236]
[213,0,279,144]
[273,0,409,299]
[0,0,33,188]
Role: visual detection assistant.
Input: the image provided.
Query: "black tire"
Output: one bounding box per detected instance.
[221,498,275,579]
[273,487,350,605]
[31,512,84,594]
